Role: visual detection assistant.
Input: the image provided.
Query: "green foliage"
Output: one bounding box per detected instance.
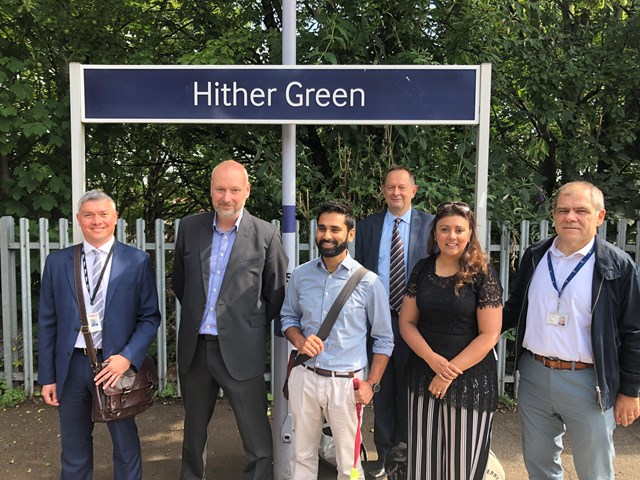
[158,381,178,399]
[0,0,638,227]
[498,393,517,412]
[0,379,27,408]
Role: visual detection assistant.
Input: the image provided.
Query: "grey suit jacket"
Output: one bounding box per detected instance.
[173,209,288,381]
[354,208,434,281]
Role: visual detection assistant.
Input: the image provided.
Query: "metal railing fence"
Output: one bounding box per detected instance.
[1,215,638,397]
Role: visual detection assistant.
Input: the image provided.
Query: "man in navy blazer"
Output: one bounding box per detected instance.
[173,160,288,480]
[38,190,161,480]
[355,165,434,478]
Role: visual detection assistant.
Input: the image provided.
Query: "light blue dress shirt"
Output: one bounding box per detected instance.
[280,253,394,372]
[199,212,242,335]
[377,208,412,296]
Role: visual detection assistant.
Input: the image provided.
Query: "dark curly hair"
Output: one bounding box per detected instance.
[427,202,489,295]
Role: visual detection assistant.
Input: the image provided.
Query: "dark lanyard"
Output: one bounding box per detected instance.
[81,243,115,306]
[547,243,595,310]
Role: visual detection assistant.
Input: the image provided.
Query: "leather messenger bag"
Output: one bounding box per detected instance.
[73,244,158,423]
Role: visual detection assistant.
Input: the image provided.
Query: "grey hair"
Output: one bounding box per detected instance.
[553,181,605,212]
[77,190,116,211]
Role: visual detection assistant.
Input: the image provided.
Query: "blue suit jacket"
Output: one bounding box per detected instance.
[354,208,434,281]
[38,241,161,401]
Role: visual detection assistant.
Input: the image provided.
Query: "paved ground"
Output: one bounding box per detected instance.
[1,397,639,479]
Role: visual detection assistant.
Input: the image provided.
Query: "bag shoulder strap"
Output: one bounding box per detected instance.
[294,266,369,367]
[73,244,100,367]
[316,266,369,340]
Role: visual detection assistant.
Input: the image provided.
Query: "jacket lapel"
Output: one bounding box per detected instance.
[105,241,127,308]
[217,211,252,298]
[408,209,424,274]
[370,214,383,272]
[198,213,215,294]
[65,246,78,305]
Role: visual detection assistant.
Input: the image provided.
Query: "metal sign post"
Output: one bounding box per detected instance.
[274,1,296,478]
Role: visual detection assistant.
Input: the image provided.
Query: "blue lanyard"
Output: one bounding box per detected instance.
[547,244,595,309]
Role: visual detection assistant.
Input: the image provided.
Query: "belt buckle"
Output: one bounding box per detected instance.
[547,358,560,369]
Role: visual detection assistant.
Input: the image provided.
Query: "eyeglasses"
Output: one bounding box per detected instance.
[436,201,471,214]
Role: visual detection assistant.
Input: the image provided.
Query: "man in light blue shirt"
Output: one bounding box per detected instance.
[281,201,393,480]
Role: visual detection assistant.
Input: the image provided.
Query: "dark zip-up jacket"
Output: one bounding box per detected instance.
[503,235,640,411]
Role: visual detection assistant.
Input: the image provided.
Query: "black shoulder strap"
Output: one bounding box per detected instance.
[73,244,100,367]
[294,266,369,367]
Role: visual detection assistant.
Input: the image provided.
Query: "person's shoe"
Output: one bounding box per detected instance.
[367,460,387,479]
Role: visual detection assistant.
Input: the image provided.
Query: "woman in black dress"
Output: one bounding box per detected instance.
[399,201,503,480]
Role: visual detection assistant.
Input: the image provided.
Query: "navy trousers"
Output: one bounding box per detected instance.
[58,349,142,480]
[369,313,410,462]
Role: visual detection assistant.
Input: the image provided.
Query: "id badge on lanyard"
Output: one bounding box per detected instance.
[546,245,594,329]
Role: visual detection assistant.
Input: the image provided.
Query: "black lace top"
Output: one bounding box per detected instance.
[405,255,503,412]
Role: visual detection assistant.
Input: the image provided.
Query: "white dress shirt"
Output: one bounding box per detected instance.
[523,237,595,363]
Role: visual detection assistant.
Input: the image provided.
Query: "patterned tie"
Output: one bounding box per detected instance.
[389,218,405,313]
[91,249,104,346]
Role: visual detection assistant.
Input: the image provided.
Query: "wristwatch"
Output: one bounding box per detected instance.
[367,380,381,393]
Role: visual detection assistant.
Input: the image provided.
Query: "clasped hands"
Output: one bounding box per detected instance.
[427,353,463,399]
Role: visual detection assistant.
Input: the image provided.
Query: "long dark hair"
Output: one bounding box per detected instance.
[427,202,488,295]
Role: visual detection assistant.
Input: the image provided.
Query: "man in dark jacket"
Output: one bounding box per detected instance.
[355,165,433,478]
[503,181,640,480]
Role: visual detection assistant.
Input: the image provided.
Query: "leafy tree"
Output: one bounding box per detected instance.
[0,0,638,229]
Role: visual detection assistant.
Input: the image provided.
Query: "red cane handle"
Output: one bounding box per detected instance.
[353,378,360,390]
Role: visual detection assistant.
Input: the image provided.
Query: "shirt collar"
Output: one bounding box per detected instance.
[213,209,244,233]
[315,251,355,275]
[384,208,412,225]
[83,237,115,256]
[550,236,595,259]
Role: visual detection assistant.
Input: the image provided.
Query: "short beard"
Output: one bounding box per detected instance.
[214,203,241,218]
[317,240,348,258]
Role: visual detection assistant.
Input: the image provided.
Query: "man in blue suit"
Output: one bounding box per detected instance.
[355,165,434,478]
[38,190,161,480]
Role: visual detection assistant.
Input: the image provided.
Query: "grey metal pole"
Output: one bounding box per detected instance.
[69,62,86,244]
[274,1,296,479]
[474,63,492,251]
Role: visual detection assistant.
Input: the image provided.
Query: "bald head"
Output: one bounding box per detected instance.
[210,160,251,228]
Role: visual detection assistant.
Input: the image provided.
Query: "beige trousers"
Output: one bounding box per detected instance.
[288,366,366,480]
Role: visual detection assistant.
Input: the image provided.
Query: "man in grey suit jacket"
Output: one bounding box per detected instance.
[173,160,288,480]
[355,165,434,478]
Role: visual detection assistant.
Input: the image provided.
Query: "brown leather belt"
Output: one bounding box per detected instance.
[304,365,361,378]
[531,352,593,370]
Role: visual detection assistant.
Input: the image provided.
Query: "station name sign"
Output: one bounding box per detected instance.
[82,65,479,125]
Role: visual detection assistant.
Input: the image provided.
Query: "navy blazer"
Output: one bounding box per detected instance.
[38,241,161,400]
[355,208,434,281]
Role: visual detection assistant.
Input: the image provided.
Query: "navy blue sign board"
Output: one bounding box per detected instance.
[81,65,479,125]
